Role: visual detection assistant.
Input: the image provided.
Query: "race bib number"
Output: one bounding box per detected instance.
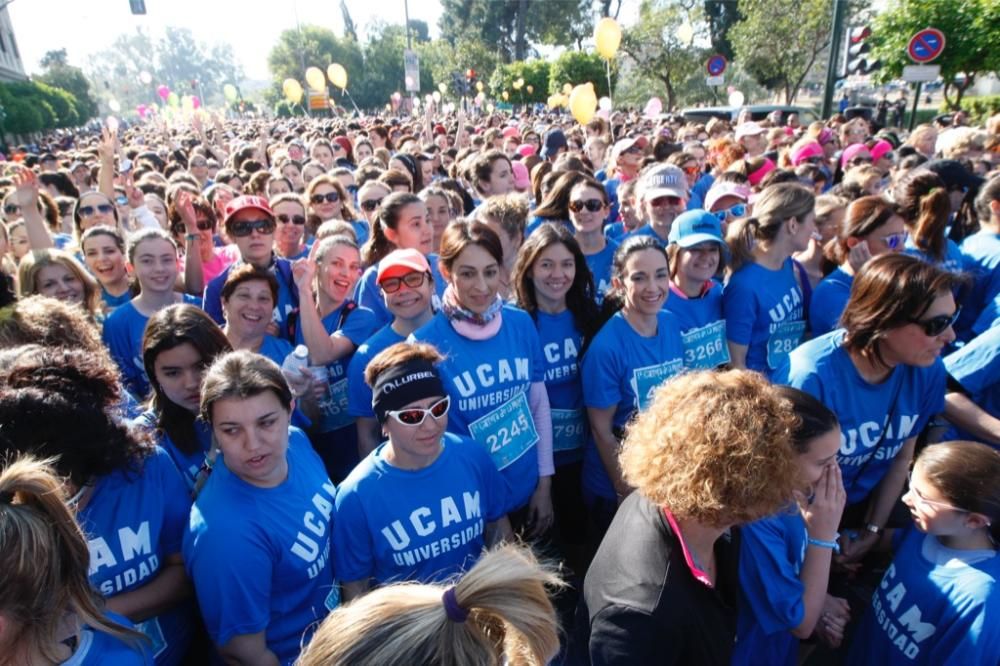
[632,359,683,411]
[681,321,730,370]
[767,320,806,370]
[468,392,539,471]
[135,618,166,659]
[551,408,586,452]
[318,377,352,432]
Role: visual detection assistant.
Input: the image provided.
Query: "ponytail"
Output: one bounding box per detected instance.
[0,456,146,661]
[297,544,564,666]
[726,216,760,273]
[724,183,815,274]
[361,192,422,266]
[896,171,950,262]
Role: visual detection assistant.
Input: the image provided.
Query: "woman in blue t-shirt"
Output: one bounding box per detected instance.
[566,175,618,303]
[664,209,730,370]
[0,456,151,665]
[81,225,134,314]
[735,387,850,666]
[220,264,292,367]
[723,183,816,377]
[897,170,968,274]
[136,304,233,492]
[810,195,906,336]
[184,351,337,666]
[848,442,1000,665]
[346,248,437,457]
[334,342,511,600]
[102,228,201,400]
[410,220,554,534]
[580,235,685,549]
[775,253,961,566]
[0,346,195,665]
[292,235,376,483]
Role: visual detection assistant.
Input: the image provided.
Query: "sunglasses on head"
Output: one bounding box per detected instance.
[310,192,340,205]
[230,218,276,237]
[387,396,450,426]
[380,271,429,293]
[79,204,115,218]
[276,213,306,226]
[650,195,683,207]
[911,308,960,337]
[711,203,747,222]
[568,198,605,213]
[360,198,384,212]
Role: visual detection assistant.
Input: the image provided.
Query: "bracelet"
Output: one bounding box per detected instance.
[864,523,884,535]
[184,233,199,242]
[807,534,841,553]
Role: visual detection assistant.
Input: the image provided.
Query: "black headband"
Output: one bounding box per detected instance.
[371,359,445,424]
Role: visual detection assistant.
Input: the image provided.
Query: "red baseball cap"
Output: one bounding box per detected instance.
[377,248,432,284]
[223,195,273,227]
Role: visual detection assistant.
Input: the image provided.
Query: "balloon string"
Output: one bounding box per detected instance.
[606,59,614,141]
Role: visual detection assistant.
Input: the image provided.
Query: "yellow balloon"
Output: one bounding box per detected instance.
[526,85,534,94]
[502,91,509,101]
[223,84,238,102]
[569,82,597,125]
[283,78,303,104]
[476,81,484,92]
[305,67,326,93]
[547,94,560,109]
[562,82,573,95]
[437,82,447,94]
[327,63,348,90]
[513,78,524,90]
[595,17,622,59]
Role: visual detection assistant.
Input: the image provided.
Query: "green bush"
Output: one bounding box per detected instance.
[955,94,1000,124]
[0,80,83,134]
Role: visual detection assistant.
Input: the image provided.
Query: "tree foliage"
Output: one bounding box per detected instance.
[729,0,833,103]
[489,60,551,104]
[549,51,614,98]
[267,24,364,104]
[869,0,1000,109]
[703,0,742,61]
[0,80,83,134]
[36,49,98,122]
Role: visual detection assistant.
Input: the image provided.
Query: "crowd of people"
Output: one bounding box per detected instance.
[0,98,998,665]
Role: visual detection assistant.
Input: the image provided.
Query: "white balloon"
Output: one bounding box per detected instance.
[676,22,694,46]
[106,116,119,133]
[108,99,121,113]
[432,91,442,103]
[598,96,612,111]
[139,71,152,84]
[728,91,745,107]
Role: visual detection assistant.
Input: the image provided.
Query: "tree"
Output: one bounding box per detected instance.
[416,36,498,101]
[621,0,707,112]
[549,51,614,98]
[340,0,358,41]
[267,24,364,106]
[36,49,98,122]
[869,0,1000,110]
[489,59,551,104]
[729,0,833,103]
[703,0,742,61]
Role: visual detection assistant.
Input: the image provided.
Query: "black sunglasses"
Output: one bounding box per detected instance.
[360,198,384,212]
[230,218,276,237]
[3,204,20,215]
[568,198,605,213]
[911,308,960,337]
[172,219,214,234]
[310,192,340,205]
[276,213,306,226]
[79,204,115,217]
[380,272,429,293]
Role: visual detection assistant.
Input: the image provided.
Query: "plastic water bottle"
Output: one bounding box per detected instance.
[281,345,311,396]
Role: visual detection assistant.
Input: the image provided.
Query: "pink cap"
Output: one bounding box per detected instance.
[517,143,536,157]
[511,161,531,190]
[223,195,273,227]
[791,141,824,166]
[840,143,872,168]
[735,121,766,141]
[704,182,751,211]
[502,126,521,139]
[377,248,431,284]
[748,158,776,187]
[869,139,893,162]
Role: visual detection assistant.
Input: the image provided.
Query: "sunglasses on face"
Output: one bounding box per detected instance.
[230,218,276,237]
[3,204,20,215]
[711,203,747,222]
[849,156,873,165]
[650,195,683,207]
[387,396,450,426]
[115,195,128,206]
[682,165,701,176]
[346,184,359,195]
[172,219,214,234]
[881,231,907,251]
[190,160,207,167]
[911,307,960,337]
[360,198,384,212]
[79,204,115,218]
[310,192,340,205]
[569,198,605,213]
[276,213,306,226]
[380,271,429,293]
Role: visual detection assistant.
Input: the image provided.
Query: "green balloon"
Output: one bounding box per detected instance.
[167,92,179,107]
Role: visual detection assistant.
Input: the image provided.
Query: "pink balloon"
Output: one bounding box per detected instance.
[597,108,610,120]
[643,97,663,118]
[136,104,147,118]
[727,86,736,94]
[192,96,201,109]
[157,85,170,100]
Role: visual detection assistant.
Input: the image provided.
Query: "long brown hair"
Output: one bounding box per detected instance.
[916,441,1000,543]
[826,195,900,265]
[361,192,423,266]
[894,170,950,261]
[725,183,814,272]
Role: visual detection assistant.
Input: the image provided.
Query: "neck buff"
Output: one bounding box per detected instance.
[441,284,504,325]
[371,358,445,424]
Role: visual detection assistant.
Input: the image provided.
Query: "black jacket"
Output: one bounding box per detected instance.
[578,493,741,665]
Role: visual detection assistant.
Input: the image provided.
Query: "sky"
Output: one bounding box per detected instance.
[9,0,447,81]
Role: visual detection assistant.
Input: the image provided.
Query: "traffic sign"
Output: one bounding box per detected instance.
[706,76,725,87]
[907,28,945,64]
[706,54,727,77]
[902,65,940,83]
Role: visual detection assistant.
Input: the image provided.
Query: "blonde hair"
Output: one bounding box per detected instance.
[16,249,101,315]
[619,370,800,527]
[297,544,563,666]
[725,183,815,273]
[0,456,145,660]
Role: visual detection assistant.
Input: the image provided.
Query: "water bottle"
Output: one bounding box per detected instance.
[281,345,311,396]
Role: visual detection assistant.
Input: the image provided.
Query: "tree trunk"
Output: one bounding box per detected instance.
[661,75,675,112]
[515,0,529,61]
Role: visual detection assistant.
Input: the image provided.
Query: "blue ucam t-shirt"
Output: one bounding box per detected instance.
[354,254,445,330]
[525,216,571,238]
[203,256,298,340]
[132,410,213,492]
[625,223,669,246]
[957,231,1000,340]
[774,330,946,504]
[346,324,406,419]
[583,237,617,305]
[66,612,152,666]
[184,429,337,665]
[904,237,968,275]
[847,526,1000,666]
[733,508,809,666]
[809,266,853,337]
[102,295,202,400]
[295,301,377,433]
[663,282,729,370]
[259,334,294,367]
[77,447,193,666]
[581,310,685,499]
[944,323,1000,445]
[333,433,508,586]
[410,307,544,513]
[101,287,134,312]
[534,309,586,465]
[724,258,806,377]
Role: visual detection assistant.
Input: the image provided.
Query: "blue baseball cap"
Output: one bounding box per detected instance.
[668,209,728,257]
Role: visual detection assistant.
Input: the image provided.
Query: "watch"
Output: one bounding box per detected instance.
[864,523,884,536]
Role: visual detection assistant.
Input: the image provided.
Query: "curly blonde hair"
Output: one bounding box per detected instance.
[619,369,801,527]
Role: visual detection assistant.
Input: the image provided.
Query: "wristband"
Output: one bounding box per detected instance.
[185,233,199,242]
[807,534,841,553]
[864,523,884,536]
